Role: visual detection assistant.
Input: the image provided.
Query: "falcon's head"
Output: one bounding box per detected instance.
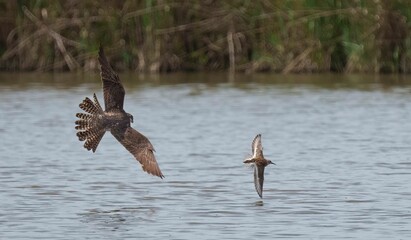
[127,113,134,123]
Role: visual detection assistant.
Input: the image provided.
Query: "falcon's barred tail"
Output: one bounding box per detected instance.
[75,94,105,152]
[78,93,103,114]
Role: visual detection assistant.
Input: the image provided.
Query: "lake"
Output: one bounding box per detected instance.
[0,72,410,239]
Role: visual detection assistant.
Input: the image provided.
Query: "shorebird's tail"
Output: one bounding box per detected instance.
[243,157,255,164]
[75,94,105,152]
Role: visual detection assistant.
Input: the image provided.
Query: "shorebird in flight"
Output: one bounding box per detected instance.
[75,47,164,178]
[243,134,275,198]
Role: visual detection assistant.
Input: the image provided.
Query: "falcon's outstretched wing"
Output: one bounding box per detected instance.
[111,126,164,178]
[98,47,125,111]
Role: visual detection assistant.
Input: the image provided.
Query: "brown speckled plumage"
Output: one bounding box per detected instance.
[75,47,164,179]
[243,134,275,198]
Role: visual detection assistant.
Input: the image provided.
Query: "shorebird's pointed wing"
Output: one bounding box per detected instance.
[254,164,265,198]
[251,134,264,158]
[98,47,125,111]
[111,126,164,178]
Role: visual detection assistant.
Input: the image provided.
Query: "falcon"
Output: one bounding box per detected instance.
[243,134,275,198]
[75,47,164,178]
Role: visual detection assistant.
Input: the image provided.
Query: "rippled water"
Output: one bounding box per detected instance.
[1,73,411,239]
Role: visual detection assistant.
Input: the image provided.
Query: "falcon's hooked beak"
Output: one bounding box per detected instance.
[127,113,134,123]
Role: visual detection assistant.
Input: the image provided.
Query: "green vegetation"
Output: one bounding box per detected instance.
[0,0,410,73]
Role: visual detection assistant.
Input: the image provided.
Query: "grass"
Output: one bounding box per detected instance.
[0,0,410,73]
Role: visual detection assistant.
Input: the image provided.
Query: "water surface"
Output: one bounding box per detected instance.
[1,73,411,239]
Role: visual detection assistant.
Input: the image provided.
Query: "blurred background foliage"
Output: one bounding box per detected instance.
[0,0,410,73]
